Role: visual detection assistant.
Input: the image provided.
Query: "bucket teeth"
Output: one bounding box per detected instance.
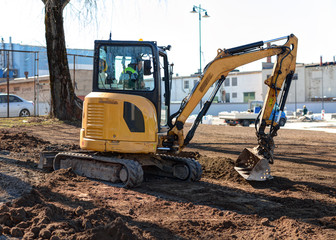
[235,147,273,181]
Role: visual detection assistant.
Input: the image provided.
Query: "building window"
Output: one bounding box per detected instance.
[232,92,237,98]
[194,79,198,87]
[224,78,230,86]
[225,92,230,103]
[0,88,5,92]
[243,92,255,103]
[14,87,20,92]
[184,80,189,89]
[232,77,237,86]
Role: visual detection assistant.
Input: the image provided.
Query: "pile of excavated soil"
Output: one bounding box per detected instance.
[0,169,144,240]
[0,130,50,152]
[177,151,244,183]
[0,130,79,164]
[197,156,246,183]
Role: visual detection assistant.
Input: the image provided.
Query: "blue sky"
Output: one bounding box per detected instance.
[1,0,335,76]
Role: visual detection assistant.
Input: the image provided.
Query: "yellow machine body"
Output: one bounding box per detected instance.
[80,91,158,154]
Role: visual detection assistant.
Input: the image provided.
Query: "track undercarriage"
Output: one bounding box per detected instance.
[39,151,202,188]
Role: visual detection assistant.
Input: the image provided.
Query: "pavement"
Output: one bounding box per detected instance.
[283,119,336,133]
[202,114,336,134]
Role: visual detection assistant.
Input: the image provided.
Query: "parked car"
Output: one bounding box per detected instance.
[0,94,34,117]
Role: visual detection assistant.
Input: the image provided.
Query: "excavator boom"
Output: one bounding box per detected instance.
[166,34,298,180]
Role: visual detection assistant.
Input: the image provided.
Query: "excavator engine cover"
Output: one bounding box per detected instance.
[234,147,272,181]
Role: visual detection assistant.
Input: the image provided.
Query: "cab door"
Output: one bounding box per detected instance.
[159,52,170,129]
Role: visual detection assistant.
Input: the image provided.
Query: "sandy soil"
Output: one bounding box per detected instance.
[0,119,335,239]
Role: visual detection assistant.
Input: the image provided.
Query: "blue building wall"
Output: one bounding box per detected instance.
[0,41,93,78]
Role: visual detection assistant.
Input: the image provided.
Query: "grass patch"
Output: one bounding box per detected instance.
[0,117,64,128]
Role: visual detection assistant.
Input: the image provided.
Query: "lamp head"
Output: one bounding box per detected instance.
[203,11,210,18]
[190,6,197,13]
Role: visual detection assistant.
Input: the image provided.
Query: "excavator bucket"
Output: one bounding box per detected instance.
[234,147,272,181]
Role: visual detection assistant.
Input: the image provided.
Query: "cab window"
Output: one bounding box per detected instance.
[98,45,154,91]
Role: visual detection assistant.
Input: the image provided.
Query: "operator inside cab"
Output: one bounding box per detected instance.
[120,57,145,90]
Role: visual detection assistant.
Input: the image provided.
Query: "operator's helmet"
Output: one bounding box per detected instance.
[127,58,136,70]
[303,105,306,108]
[129,57,142,69]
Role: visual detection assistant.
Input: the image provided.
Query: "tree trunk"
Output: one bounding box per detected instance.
[43,0,82,120]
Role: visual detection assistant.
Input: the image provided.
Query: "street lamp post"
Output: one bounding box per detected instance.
[190,4,210,109]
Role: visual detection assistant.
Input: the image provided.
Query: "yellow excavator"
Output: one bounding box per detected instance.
[40,34,298,187]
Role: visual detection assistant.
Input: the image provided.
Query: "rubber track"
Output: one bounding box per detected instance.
[54,152,144,188]
[158,154,202,181]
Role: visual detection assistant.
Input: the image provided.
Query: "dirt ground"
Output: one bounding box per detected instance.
[0,118,335,239]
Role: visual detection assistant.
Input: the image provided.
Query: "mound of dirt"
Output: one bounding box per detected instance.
[0,169,143,240]
[175,151,245,184]
[0,130,50,152]
[80,217,139,240]
[198,156,246,184]
[0,130,79,164]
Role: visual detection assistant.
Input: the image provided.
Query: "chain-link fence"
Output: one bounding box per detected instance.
[0,49,41,117]
[0,47,93,118]
[67,53,94,101]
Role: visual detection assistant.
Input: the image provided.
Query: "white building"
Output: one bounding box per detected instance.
[171,70,264,104]
[172,62,336,106]
[221,71,262,103]
[262,62,336,103]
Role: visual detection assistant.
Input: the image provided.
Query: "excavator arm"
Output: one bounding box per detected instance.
[164,34,298,181]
